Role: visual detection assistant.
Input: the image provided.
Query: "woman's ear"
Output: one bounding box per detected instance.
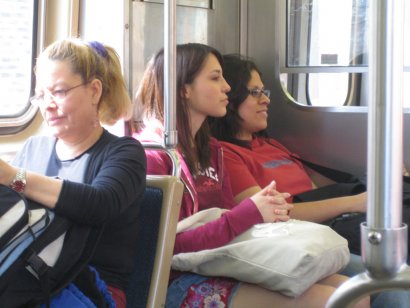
[181,84,191,100]
[89,78,103,105]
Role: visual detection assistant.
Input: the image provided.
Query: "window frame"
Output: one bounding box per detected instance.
[0,0,43,135]
[279,0,369,107]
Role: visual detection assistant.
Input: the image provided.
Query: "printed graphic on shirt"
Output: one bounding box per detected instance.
[197,167,219,182]
[263,159,294,169]
[196,166,221,193]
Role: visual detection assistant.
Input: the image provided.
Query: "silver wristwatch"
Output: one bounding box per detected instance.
[9,168,27,194]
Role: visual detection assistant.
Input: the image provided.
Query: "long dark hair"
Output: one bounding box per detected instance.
[133,43,224,174]
[210,54,268,148]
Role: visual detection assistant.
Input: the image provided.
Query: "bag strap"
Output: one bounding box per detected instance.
[292,153,410,195]
[265,139,410,202]
[292,155,359,183]
[265,139,358,183]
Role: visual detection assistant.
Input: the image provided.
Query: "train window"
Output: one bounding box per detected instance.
[283,0,410,107]
[307,73,349,107]
[287,0,367,67]
[283,0,368,107]
[0,0,37,132]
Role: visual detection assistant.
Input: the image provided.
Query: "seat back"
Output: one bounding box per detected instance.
[126,175,183,308]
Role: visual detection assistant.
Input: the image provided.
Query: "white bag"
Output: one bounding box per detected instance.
[172,208,349,297]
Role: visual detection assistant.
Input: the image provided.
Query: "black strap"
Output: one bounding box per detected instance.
[292,153,410,196]
[26,252,51,307]
[269,140,410,200]
[265,139,359,183]
[291,155,359,183]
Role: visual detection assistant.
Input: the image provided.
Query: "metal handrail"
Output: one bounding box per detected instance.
[142,142,181,179]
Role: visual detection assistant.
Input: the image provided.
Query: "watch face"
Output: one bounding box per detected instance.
[10,169,26,193]
[11,180,26,193]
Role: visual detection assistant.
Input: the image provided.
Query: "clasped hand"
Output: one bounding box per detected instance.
[250,181,293,223]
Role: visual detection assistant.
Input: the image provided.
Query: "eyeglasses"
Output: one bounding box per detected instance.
[30,82,88,107]
[248,88,271,99]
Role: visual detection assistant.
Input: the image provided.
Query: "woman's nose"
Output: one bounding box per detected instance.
[260,94,270,105]
[222,77,231,93]
[42,93,58,109]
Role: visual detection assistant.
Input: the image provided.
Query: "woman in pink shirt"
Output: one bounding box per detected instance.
[132,43,368,308]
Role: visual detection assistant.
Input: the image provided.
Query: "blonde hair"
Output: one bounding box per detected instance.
[35,38,131,125]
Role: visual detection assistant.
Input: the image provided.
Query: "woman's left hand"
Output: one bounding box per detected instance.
[251,181,294,223]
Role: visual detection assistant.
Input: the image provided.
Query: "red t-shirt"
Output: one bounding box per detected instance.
[220,138,313,198]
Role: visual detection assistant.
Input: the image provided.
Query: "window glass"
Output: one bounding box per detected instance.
[308,73,348,106]
[285,0,410,107]
[0,0,35,117]
[405,1,410,68]
[285,0,370,106]
[287,0,368,67]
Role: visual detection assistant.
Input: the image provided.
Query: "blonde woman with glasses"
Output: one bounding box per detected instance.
[0,38,146,307]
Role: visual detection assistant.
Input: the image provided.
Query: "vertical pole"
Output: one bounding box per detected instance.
[367,0,404,230]
[164,0,178,148]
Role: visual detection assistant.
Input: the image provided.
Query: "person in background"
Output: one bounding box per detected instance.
[0,38,146,308]
[132,43,368,308]
[210,54,367,223]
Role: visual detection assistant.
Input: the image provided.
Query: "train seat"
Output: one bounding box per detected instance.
[126,175,183,308]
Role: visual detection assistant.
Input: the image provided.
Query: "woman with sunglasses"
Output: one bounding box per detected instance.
[0,38,146,307]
